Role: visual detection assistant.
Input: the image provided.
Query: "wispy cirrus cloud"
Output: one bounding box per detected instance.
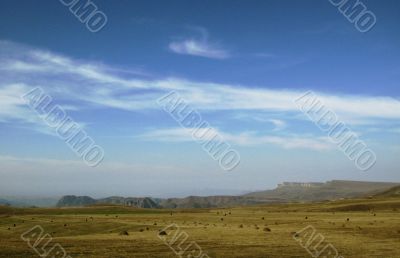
[2,40,399,120]
[268,119,287,131]
[139,127,333,151]
[169,39,230,59]
[1,40,400,153]
[168,27,230,59]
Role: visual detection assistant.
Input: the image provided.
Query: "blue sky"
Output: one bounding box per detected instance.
[0,0,399,197]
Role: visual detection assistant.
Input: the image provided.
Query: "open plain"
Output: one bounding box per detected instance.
[1,196,400,258]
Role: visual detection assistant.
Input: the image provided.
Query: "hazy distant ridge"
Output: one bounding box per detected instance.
[55,180,399,208]
[56,196,159,208]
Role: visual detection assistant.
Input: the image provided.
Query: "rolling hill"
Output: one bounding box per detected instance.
[55,180,400,208]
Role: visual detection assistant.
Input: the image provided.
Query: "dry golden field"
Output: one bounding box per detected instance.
[1,197,400,258]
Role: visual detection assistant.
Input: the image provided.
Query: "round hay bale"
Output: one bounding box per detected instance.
[119,230,129,236]
[159,230,168,236]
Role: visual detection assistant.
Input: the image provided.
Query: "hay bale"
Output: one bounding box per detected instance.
[263,227,271,232]
[119,230,129,236]
[159,230,167,236]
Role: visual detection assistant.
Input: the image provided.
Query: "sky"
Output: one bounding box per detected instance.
[0,0,399,198]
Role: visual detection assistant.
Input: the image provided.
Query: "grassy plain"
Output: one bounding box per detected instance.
[1,197,400,258]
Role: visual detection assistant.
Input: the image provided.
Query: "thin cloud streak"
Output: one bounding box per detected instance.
[169,39,230,59]
[1,41,400,146]
[139,127,334,151]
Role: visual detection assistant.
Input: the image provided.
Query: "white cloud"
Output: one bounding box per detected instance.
[139,127,333,151]
[169,39,229,59]
[233,114,287,131]
[0,82,85,135]
[1,40,400,145]
[268,119,287,131]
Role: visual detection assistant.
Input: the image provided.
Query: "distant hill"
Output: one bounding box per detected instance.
[0,199,10,206]
[0,196,59,207]
[0,198,33,207]
[159,195,256,209]
[56,195,160,208]
[373,185,400,198]
[98,196,159,208]
[244,180,400,202]
[56,195,96,207]
[55,180,399,209]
